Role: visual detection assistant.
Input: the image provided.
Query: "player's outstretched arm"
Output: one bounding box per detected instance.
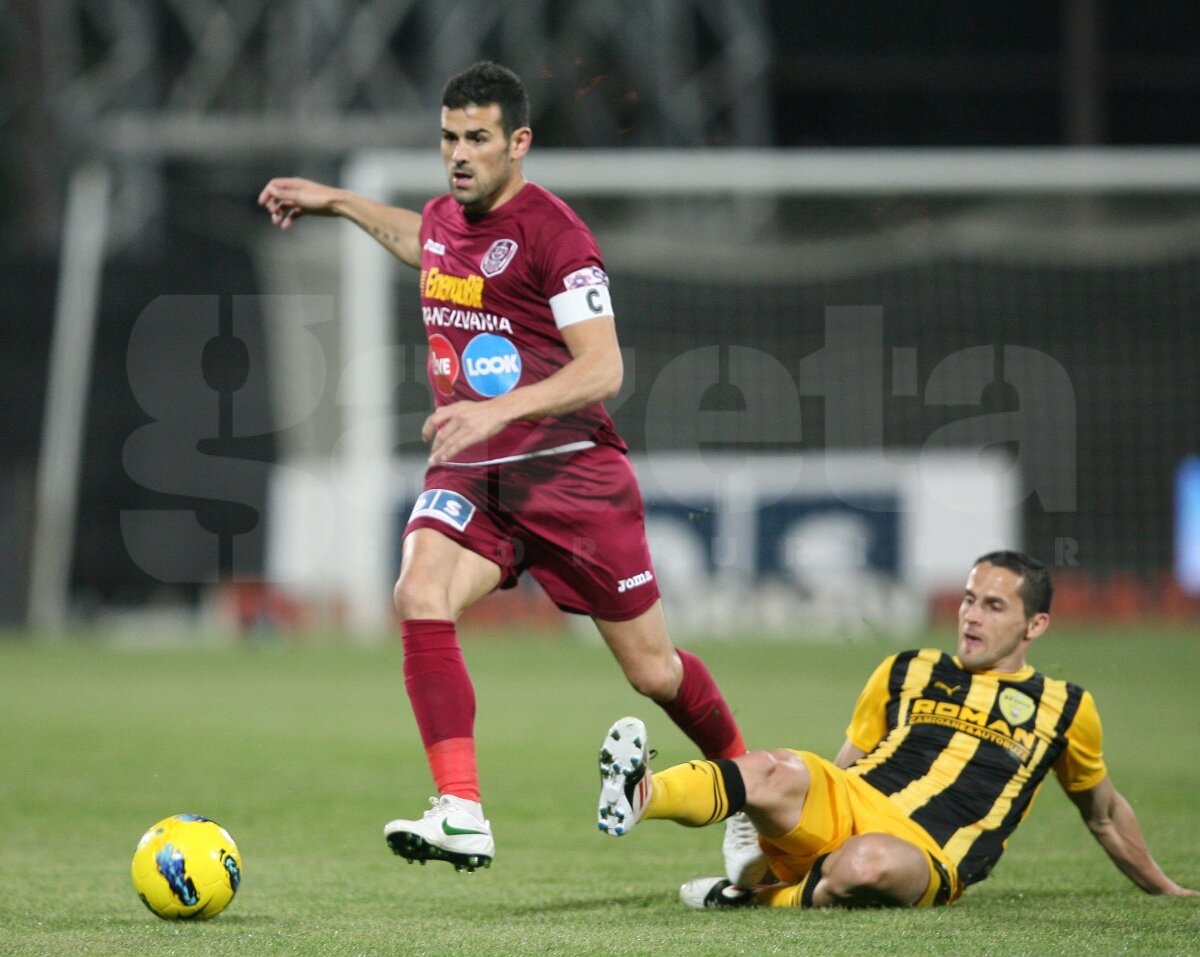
[1068,776,1198,896]
[257,176,423,268]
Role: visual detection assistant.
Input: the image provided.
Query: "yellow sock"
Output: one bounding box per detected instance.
[643,761,733,827]
[753,883,806,907]
[753,853,827,907]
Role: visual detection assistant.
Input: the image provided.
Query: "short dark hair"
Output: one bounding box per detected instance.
[442,61,530,137]
[973,550,1053,616]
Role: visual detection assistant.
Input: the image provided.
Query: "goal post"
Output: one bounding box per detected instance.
[28,164,111,631]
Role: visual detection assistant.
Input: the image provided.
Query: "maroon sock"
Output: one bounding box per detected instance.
[401,619,479,799]
[658,649,746,759]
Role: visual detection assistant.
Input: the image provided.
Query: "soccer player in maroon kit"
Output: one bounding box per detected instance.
[259,61,747,871]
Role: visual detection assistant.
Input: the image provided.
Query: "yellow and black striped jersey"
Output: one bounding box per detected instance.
[844,648,1106,886]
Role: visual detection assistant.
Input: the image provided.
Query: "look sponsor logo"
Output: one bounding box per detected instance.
[463,333,522,397]
[427,334,459,396]
[421,266,485,308]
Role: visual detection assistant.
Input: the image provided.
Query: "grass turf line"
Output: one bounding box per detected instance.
[0,627,1197,956]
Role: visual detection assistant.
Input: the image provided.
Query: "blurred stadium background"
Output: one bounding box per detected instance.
[3,0,1200,636]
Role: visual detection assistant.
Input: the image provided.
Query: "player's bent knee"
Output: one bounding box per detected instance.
[833,837,893,888]
[824,835,928,906]
[393,577,452,621]
[622,657,681,701]
[738,750,810,806]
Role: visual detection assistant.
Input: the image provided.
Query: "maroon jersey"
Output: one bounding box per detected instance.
[418,183,626,464]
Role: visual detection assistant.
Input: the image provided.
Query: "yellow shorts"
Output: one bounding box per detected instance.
[760,751,962,906]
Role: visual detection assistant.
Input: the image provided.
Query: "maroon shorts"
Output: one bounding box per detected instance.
[404,444,660,622]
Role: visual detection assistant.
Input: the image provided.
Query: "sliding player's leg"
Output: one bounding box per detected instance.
[594,728,950,910]
[682,751,952,909]
[597,726,793,838]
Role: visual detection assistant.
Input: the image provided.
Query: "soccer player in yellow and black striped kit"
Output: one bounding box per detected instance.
[596,551,1198,909]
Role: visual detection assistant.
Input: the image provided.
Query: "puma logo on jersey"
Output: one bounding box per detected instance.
[933,681,961,697]
[424,238,446,255]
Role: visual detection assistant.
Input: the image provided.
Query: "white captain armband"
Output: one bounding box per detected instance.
[549,269,614,329]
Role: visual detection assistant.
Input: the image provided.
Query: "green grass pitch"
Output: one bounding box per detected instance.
[1,625,1197,956]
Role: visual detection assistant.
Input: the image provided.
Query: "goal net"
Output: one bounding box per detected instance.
[259,148,1200,633]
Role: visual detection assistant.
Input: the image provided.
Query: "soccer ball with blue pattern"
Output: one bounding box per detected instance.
[131,814,242,920]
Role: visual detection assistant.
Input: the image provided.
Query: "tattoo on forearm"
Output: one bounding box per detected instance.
[348,214,401,247]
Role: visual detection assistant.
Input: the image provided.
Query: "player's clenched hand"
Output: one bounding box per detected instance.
[257,177,343,230]
[423,400,510,464]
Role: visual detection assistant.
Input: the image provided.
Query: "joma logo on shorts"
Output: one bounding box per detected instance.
[616,570,654,593]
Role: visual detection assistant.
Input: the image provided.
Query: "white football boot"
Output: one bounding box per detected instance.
[680,877,757,909]
[384,795,494,872]
[597,716,654,836]
[723,810,770,887]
